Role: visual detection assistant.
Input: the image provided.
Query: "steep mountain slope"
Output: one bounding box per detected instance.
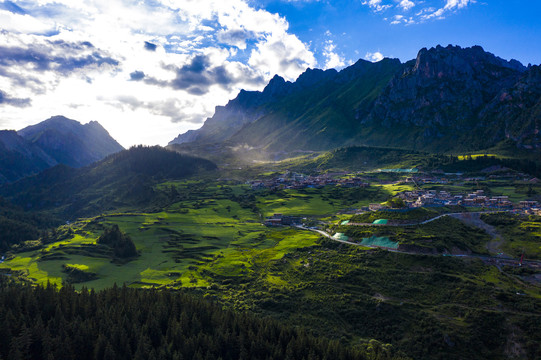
[169,68,340,145]
[0,146,217,219]
[171,59,402,152]
[170,45,539,155]
[362,45,528,151]
[478,65,541,149]
[18,115,124,168]
[228,58,402,152]
[0,130,57,183]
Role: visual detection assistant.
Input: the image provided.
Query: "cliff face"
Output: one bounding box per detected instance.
[478,65,541,149]
[365,45,526,128]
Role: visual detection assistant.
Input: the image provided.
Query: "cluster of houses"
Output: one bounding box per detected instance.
[405,169,539,186]
[397,189,539,212]
[264,213,302,226]
[249,171,369,190]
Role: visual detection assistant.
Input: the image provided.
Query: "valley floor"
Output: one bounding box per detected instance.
[1,168,540,359]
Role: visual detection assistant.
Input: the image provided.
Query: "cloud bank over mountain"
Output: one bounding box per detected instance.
[0,0,316,146]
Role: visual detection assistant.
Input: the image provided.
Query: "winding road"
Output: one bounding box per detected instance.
[295,214,541,268]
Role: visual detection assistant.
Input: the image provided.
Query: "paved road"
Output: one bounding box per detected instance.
[295,224,541,267]
[294,225,360,246]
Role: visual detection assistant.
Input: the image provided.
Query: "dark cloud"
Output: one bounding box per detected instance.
[137,55,265,96]
[0,90,31,107]
[129,70,145,81]
[0,67,46,94]
[182,55,208,73]
[0,42,119,76]
[169,55,232,95]
[47,39,94,50]
[144,41,157,51]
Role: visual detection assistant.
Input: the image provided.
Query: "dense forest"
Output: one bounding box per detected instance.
[0,280,409,360]
[0,196,58,251]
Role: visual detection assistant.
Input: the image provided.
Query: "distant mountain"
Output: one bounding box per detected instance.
[0,146,217,219]
[0,130,57,183]
[170,45,540,155]
[0,116,124,183]
[170,69,340,145]
[18,115,124,168]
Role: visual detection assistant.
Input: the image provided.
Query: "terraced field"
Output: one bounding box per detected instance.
[0,189,324,290]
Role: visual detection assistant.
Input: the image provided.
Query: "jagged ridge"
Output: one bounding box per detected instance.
[170,45,540,154]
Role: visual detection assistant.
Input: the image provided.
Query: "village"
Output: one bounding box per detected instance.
[248,171,369,190]
[256,169,541,226]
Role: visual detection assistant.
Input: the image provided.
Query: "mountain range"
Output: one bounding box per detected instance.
[169,45,540,155]
[0,116,123,183]
[1,45,539,185]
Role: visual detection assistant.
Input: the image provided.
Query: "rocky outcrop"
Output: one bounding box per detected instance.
[478,65,541,149]
[365,45,526,133]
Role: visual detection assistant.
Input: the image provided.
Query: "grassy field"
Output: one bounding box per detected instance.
[481,213,541,259]
[0,193,324,290]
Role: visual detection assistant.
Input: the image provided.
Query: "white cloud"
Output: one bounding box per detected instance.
[420,0,476,20]
[398,0,415,11]
[248,32,316,81]
[322,40,345,69]
[361,0,475,24]
[361,0,392,12]
[444,0,473,10]
[365,51,385,62]
[390,14,404,24]
[0,0,318,146]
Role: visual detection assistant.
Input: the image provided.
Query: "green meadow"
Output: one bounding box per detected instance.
[0,186,327,290]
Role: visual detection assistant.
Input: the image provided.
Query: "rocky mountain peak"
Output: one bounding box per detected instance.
[295,68,337,88]
[262,74,289,97]
[17,116,123,168]
[411,45,526,80]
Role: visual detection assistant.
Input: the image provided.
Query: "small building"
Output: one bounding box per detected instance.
[369,203,385,211]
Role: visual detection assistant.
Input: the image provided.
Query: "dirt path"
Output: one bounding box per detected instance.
[449,213,508,256]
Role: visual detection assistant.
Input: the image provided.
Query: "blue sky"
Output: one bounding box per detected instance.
[0,0,539,146]
[260,0,541,66]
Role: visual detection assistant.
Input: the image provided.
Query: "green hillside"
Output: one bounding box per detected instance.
[0,146,217,219]
[229,59,402,152]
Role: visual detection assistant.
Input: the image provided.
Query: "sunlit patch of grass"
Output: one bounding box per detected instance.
[457,154,500,160]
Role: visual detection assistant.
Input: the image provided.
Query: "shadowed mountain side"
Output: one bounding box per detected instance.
[0,146,217,220]
[18,115,124,168]
[227,58,402,152]
[0,116,124,183]
[0,130,58,183]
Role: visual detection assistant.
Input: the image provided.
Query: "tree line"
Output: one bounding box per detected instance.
[0,279,409,360]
